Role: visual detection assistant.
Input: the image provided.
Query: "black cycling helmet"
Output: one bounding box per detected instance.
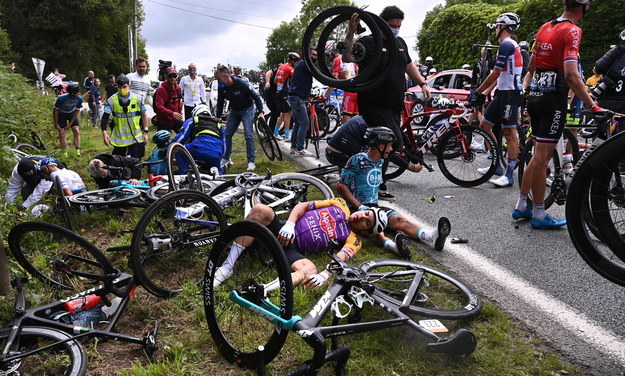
[116,73,129,86]
[287,52,301,62]
[66,82,80,94]
[364,127,396,146]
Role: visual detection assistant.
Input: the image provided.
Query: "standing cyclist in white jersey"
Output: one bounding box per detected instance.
[469,13,523,187]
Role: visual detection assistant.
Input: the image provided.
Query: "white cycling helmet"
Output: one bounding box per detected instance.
[369,207,388,235]
[620,29,625,42]
[192,104,211,118]
[425,56,433,62]
[325,40,336,54]
[494,12,520,31]
[462,64,471,70]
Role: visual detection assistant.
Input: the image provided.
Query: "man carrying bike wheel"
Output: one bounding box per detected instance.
[336,127,450,257]
[513,0,605,229]
[468,12,523,188]
[212,197,389,290]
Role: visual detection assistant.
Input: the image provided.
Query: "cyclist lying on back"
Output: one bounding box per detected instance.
[87,153,143,189]
[212,197,388,290]
[336,127,451,257]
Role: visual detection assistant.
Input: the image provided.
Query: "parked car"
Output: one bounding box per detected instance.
[407,69,473,125]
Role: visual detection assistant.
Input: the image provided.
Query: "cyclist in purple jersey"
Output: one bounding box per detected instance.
[212,197,390,290]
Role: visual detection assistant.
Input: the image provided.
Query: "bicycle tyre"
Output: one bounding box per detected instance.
[0,326,87,376]
[359,258,482,319]
[323,103,341,135]
[410,99,428,127]
[316,105,331,139]
[437,125,499,187]
[15,143,40,155]
[566,132,625,286]
[271,132,283,161]
[250,173,334,217]
[30,130,46,150]
[166,142,204,193]
[8,221,116,291]
[54,175,73,231]
[255,117,275,161]
[130,190,228,298]
[383,153,408,181]
[204,221,293,369]
[67,187,141,206]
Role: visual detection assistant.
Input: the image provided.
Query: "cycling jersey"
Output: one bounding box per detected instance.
[50,169,86,194]
[339,153,383,207]
[6,156,53,209]
[494,37,523,91]
[173,116,225,172]
[294,198,362,258]
[54,93,83,115]
[529,18,582,96]
[333,55,357,79]
[327,115,368,156]
[274,63,294,97]
[595,45,625,98]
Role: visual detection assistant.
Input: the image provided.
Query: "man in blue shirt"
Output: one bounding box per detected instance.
[214,65,265,171]
[52,82,83,156]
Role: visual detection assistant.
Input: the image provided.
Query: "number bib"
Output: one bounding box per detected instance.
[530,71,558,93]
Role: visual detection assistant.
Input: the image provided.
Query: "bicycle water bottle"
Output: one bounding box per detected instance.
[562,153,573,175]
[64,294,101,314]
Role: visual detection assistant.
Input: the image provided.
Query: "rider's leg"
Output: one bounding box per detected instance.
[58,127,68,151]
[524,141,557,220]
[71,125,81,155]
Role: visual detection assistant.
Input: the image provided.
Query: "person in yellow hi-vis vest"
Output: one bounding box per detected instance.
[100,74,149,159]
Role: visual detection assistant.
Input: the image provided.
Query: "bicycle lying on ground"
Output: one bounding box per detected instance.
[204,221,481,375]
[254,116,283,162]
[3,221,159,376]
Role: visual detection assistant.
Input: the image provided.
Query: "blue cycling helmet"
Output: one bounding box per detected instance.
[38,156,58,171]
[152,130,172,146]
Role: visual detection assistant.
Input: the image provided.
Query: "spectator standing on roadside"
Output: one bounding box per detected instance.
[327,41,359,123]
[52,82,82,156]
[89,78,102,127]
[179,63,207,119]
[214,65,265,171]
[273,52,300,141]
[127,57,153,107]
[82,70,95,91]
[50,68,66,95]
[103,74,118,102]
[154,67,184,132]
[100,74,149,159]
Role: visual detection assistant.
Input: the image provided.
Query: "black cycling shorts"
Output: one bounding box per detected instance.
[266,213,305,266]
[58,113,80,128]
[483,90,522,129]
[277,97,291,113]
[527,95,567,143]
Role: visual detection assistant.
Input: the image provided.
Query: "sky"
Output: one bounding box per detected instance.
[141,0,447,80]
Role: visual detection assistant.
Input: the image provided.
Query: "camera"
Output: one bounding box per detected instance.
[157,59,172,81]
[590,75,615,100]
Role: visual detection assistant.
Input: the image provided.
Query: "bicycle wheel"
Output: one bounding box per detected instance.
[14,143,40,155]
[255,117,275,161]
[316,105,331,139]
[204,221,293,369]
[410,99,428,127]
[8,221,116,291]
[250,173,334,217]
[323,103,341,134]
[30,130,46,150]
[166,142,203,192]
[359,259,482,319]
[130,190,227,298]
[566,133,625,286]
[67,187,141,207]
[308,113,321,159]
[437,125,499,187]
[383,152,408,181]
[0,326,87,376]
[54,176,73,231]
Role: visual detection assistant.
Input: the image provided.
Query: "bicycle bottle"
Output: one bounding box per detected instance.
[64,294,101,314]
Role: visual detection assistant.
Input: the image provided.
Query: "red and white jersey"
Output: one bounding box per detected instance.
[494,37,523,91]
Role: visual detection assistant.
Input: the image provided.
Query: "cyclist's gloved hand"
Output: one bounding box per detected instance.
[278,221,296,243]
[307,271,330,288]
[591,103,608,113]
[468,90,485,106]
[357,204,370,211]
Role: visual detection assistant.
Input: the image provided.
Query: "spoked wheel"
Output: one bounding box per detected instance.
[437,125,499,187]
[383,152,408,181]
[0,326,87,376]
[14,143,41,155]
[316,105,331,139]
[30,130,46,150]
[302,6,396,93]
[323,103,342,135]
[8,221,116,292]
[204,221,293,369]
[54,176,73,230]
[250,173,334,217]
[359,259,482,319]
[130,190,227,298]
[67,187,141,206]
[166,142,204,192]
[255,116,275,161]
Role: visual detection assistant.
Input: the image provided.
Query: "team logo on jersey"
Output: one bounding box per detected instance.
[366,169,382,187]
[318,208,338,239]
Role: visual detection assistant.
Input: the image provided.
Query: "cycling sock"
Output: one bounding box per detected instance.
[222,242,245,274]
[273,125,282,137]
[417,227,435,243]
[515,192,528,211]
[533,202,546,220]
[285,129,291,139]
[383,238,398,254]
[505,158,517,180]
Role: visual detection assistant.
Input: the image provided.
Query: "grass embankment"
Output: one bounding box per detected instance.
[0,68,580,375]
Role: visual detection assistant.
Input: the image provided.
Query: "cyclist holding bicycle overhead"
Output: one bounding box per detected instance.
[336,127,450,257]
[513,0,605,229]
[469,12,523,188]
[212,197,389,290]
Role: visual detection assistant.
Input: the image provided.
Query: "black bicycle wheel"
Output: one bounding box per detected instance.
[8,221,116,291]
[54,176,73,231]
[359,259,482,319]
[383,152,408,181]
[323,103,341,135]
[67,187,141,207]
[130,190,228,298]
[30,130,46,150]
[250,173,334,218]
[0,326,87,376]
[166,142,204,193]
[309,113,321,159]
[204,221,293,369]
[316,105,331,139]
[437,125,499,187]
[270,132,283,161]
[14,143,40,155]
[255,117,275,161]
[145,183,170,202]
[566,132,625,286]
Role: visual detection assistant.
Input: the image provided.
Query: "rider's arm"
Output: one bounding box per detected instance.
[5,167,24,204]
[476,68,501,94]
[336,181,361,209]
[22,180,53,209]
[595,46,619,75]
[286,201,312,224]
[564,61,596,108]
[341,12,360,63]
[406,62,430,100]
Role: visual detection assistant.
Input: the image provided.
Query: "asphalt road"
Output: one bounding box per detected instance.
[279,136,625,375]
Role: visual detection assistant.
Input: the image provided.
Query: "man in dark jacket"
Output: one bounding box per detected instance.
[594,29,625,114]
[87,153,143,189]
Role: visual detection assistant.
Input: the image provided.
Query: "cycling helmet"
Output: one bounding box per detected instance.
[425,56,433,62]
[325,40,336,54]
[620,29,625,42]
[369,207,388,235]
[66,82,80,94]
[116,73,129,86]
[287,52,301,62]
[152,130,172,145]
[519,40,530,51]
[364,127,396,146]
[495,12,520,31]
[462,64,471,70]
[38,156,58,171]
[191,103,211,118]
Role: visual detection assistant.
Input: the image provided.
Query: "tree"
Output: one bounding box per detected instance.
[0,0,147,83]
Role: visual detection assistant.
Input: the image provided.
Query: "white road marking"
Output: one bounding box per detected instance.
[388,203,625,363]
